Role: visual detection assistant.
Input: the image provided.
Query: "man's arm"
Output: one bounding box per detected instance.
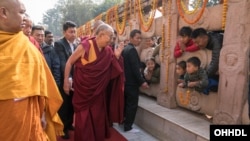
[196,69,209,89]
[63,44,83,94]
[51,48,61,87]
[54,41,67,75]
[185,44,200,52]
[128,48,146,86]
[207,38,222,77]
[174,42,183,58]
[152,44,160,57]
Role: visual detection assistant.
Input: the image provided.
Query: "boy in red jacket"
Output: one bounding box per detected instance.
[174,26,199,58]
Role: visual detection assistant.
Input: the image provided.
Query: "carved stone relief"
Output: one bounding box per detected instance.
[220,47,244,75]
[213,111,235,124]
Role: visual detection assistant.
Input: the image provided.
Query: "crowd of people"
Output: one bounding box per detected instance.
[1,0,249,141]
[176,27,223,95]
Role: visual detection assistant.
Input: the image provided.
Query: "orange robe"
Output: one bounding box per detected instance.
[0,31,64,141]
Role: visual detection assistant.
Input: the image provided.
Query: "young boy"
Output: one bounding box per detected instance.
[176,61,186,84]
[174,26,200,58]
[178,57,208,94]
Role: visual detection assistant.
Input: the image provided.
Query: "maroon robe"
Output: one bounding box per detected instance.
[73,37,124,141]
[28,36,43,54]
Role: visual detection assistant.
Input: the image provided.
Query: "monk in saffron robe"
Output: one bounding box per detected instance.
[0,0,64,141]
[64,24,124,141]
[22,13,43,54]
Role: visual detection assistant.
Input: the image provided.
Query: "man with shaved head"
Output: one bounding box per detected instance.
[91,19,104,36]
[0,0,63,141]
[22,13,43,54]
[64,23,125,141]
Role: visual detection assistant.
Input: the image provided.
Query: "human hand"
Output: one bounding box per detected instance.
[63,78,71,95]
[187,82,197,87]
[178,40,185,51]
[141,82,149,89]
[178,83,184,87]
[114,42,124,59]
[177,79,184,84]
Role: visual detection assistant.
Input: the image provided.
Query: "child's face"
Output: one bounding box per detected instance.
[146,38,155,47]
[179,35,190,45]
[176,65,185,75]
[146,60,156,71]
[186,62,198,74]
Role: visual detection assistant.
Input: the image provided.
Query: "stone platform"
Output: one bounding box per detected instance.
[134,94,212,141]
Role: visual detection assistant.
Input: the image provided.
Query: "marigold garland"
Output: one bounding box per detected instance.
[82,25,86,36]
[115,0,128,35]
[177,0,208,24]
[138,0,158,32]
[180,0,202,15]
[134,0,137,18]
[160,0,166,62]
[95,13,103,21]
[178,89,191,106]
[85,22,91,35]
[161,24,165,62]
[222,0,227,30]
[106,7,113,24]
[164,0,172,93]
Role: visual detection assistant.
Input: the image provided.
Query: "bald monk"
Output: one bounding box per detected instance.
[91,20,104,36]
[0,0,63,141]
[64,24,124,141]
[22,13,43,54]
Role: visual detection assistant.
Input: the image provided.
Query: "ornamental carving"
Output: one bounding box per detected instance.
[189,94,201,111]
[220,47,243,74]
[213,111,235,124]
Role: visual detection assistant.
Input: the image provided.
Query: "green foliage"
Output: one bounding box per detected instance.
[42,0,124,37]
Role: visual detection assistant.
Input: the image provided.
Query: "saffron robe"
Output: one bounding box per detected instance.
[0,31,64,141]
[73,37,124,141]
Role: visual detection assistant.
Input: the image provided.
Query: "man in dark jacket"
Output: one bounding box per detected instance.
[45,30,54,46]
[191,28,223,93]
[54,21,77,139]
[122,29,149,133]
[31,25,61,87]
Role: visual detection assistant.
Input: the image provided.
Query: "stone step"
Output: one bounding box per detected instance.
[113,123,160,141]
[134,94,211,141]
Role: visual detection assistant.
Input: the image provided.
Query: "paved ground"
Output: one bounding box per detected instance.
[113,123,160,141]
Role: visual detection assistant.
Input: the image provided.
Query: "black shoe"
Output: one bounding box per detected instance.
[68,125,75,131]
[61,130,70,139]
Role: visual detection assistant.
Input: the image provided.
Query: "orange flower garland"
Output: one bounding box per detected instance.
[115,0,128,35]
[222,0,227,30]
[161,24,165,62]
[160,0,166,62]
[178,89,191,106]
[85,22,91,35]
[134,0,137,18]
[95,13,103,21]
[138,0,158,32]
[177,0,208,24]
[165,0,172,93]
[106,8,112,24]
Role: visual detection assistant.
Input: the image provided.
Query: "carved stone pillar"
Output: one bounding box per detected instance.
[157,0,178,108]
[213,0,250,124]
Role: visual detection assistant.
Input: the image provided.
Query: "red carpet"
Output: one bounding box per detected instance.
[57,127,127,141]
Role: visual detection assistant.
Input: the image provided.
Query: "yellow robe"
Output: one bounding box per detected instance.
[0,31,64,141]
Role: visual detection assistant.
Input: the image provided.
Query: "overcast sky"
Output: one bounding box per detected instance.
[22,0,58,24]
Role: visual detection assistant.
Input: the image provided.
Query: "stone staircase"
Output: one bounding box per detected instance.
[134,94,211,141]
